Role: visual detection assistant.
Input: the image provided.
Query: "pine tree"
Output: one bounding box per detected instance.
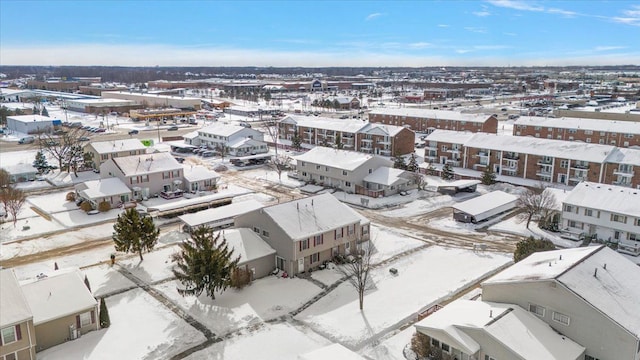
[84,274,91,292]
[393,154,407,170]
[99,298,111,328]
[441,163,454,180]
[481,166,497,185]
[112,208,159,261]
[291,133,302,151]
[41,106,49,117]
[33,151,50,174]
[172,226,240,299]
[407,153,419,172]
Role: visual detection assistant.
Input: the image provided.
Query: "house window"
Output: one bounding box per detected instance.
[564,205,573,212]
[140,175,149,183]
[335,228,343,239]
[342,170,348,176]
[301,161,306,167]
[441,342,450,353]
[101,154,109,161]
[316,165,321,170]
[4,352,17,360]
[348,224,355,236]
[529,303,545,317]
[485,356,497,360]
[560,160,568,168]
[345,181,351,187]
[611,214,627,223]
[172,170,180,177]
[253,227,260,233]
[362,225,369,235]
[163,171,171,179]
[300,239,310,250]
[431,338,440,348]
[584,130,593,135]
[585,209,594,217]
[311,252,320,263]
[130,177,139,184]
[262,230,270,238]
[319,175,324,181]
[80,311,92,327]
[568,129,577,134]
[1,326,18,345]
[635,218,640,227]
[325,166,329,172]
[552,311,570,325]
[302,172,307,177]
[368,168,373,174]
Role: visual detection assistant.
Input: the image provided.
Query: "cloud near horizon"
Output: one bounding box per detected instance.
[365,13,383,21]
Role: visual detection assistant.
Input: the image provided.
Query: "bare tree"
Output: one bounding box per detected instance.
[336,241,375,310]
[517,188,558,229]
[215,143,228,162]
[1,186,26,227]
[38,128,88,174]
[261,118,289,181]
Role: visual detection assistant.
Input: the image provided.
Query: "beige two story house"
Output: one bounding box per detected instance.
[0,269,36,360]
[84,139,148,170]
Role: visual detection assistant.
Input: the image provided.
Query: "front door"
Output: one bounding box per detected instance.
[276,256,285,271]
[298,258,304,273]
[558,174,566,184]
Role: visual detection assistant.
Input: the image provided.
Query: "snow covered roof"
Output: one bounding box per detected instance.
[452,191,518,217]
[465,133,615,163]
[262,193,368,240]
[182,131,199,140]
[182,165,220,183]
[562,181,640,218]
[199,123,252,137]
[20,269,97,326]
[178,199,264,227]
[221,228,276,265]
[359,122,406,136]
[485,246,640,338]
[88,138,147,155]
[298,344,366,360]
[604,147,640,166]
[7,114,58,123]
[425,129,477,144]
[294,147,388,171]
[281,115,367,133]
[75,177,131,199]
[543,187,570,211]
[364,166,410,186]
[415,300,585,359]
[515,116,640,134]
[0,269,32,328]
[228,137,265,149]
[112,152,182,176]
[438,179,481,189]
[369,108,493,123]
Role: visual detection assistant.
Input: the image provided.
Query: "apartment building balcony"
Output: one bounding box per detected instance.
[570,164,590,170]
[376,140,391,145]
[426,144,438,151]
[537,160,553,166]
[361,138,373,143]
[473,162,488,169]
[612,180,632,187]
[613,169,635,177]
[343,143,355,149]
[343,134,355,139]
[355,184,384,198]
[445,159,460,166]
[288,127,295,132]
[536,169,553,177]
[503,153,520,160]
[477,152,489,158]
[446,148,461,154]
[360,144,373,150]
[569,175,588,183]
[379,149,392,156]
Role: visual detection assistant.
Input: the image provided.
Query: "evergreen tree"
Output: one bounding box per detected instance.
[84,274,92,292]
[335,133,343,149]
[33,151,50,174]
[172,226,240,299]
[406,153,419,172]
[32,105,39,115]
[112,208,159,261]
[99,298,111,328]
[41,106,49,117]
[441,163,454,180]
[291,133,302,151]
[481,166,497,185]
[393,154,407,170]
[514,236,556,262]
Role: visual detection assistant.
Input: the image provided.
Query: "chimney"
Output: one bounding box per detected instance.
[297,203,299,210]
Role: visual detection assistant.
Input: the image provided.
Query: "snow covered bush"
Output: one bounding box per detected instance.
[80,201,93,212]
[98,201,111,212]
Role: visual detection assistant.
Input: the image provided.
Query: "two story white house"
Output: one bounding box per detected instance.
[191,123,267,156]
[561,181,640,255]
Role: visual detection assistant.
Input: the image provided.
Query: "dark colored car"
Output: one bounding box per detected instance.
[167,126,179,131]
[128,129,139,135]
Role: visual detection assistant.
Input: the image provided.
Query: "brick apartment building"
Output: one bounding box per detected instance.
[423,130,640,188]
[368,108,498,134]
[278,115,415,156]
[514,116,640,147]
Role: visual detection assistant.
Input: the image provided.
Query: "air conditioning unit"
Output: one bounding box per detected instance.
[69,325,78,340]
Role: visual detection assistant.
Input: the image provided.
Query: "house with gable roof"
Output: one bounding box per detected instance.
[0,269,36,360]
[193,123,266,155]
[234,193,370,276]
[84,138,148,170]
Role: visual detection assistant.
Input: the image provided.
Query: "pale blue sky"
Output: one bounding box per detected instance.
[1,0,639,66]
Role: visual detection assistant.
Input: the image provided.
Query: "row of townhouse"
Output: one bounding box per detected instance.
[1,269,99,359]
[560,181,640,255]
[513,116,640,147]
[187,123,268,157]
[367,108,498,134]
[415,246,640,360]
[293,147,419,197]
[424,130,640,188]
[278,115,415,156]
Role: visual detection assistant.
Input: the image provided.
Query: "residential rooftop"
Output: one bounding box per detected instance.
[0,269,33,328]
[369,108,493,123]
[88,138,147,154]
[562,181,640,218]
[515,116,640,134]
[111,152,182,176]
[294,147,385,171]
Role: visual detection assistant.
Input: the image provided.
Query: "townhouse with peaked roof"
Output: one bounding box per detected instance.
[74,177,133,209]
[293,147,397,196]
[190,123,267,156]
[84,138,148,170]
[560,182,640,255]
[513,116,640,147]
[368,108,498,134]
[602,147,640,188]
[278,115,415,155]
[481,246,640,360]
[100,152,184,200]
[234,193,370,276]
[0,269,36,360]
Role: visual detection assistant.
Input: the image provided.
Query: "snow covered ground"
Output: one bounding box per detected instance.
[237,168,305,188]
[488,216,580,248]
[38,289,207,360]
[296,246,512,350]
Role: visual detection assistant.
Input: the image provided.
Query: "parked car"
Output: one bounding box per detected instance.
[95,128,106,133]
[239,122,252,128]
[128,129,139,135]
[18,136,35,144]
[201,150,216,158]
[78,136,90,141]
[167,126,179,131]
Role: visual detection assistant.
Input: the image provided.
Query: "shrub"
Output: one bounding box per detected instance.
[99,298,111,328]
[98,201,111,212]
[231,267,252,289]
[410,332,431,359]
[80,201,93,212]
[66,192,76,201]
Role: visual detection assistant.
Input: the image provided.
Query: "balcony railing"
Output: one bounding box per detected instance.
[478,152,488,157]
[361,138,373,142]
[503,153,520,160]
[613,180,632,187]
[571,164,590,170]
[536,170,552,177]
[537,160,553,166]
[613,169,634,177]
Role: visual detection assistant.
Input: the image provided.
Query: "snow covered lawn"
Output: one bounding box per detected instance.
[363,326,416,360]
[118,245,181,284]
[488,216,579,248]
[184,322,331,360]
[296,246,512,349]
[238,168,305,188]
[38,288,207,360]
[154,275,322,335]
[82,264,137,298]
[369,224,426,263]
[28,190,78,214]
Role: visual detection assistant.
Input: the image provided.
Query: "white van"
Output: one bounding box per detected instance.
[18,136,35,144]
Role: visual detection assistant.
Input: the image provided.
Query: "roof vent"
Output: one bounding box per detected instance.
[489,310,493,318]
[603,263,607,270]
[559,255,562,260]
[594,268,598,277]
